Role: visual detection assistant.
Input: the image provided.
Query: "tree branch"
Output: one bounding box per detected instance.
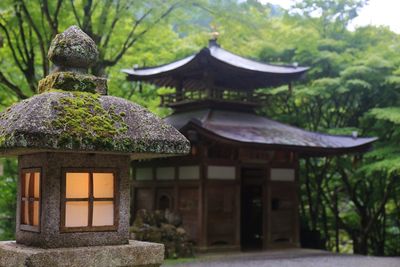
[0,71,28,99]
[19,0,49,76]
[0,18,26,74]
[365,175,396,234]
[69,0,82,28]
[106,2,180,68]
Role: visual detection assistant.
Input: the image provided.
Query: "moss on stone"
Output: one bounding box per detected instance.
[0,135,5,147]
[51,91,128,149]
[48,26,98,68]
[0,91,190,155]
[38,72,98,93]
[0,25,190,156]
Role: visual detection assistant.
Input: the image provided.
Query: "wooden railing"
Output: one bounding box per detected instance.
[159,89,270,107]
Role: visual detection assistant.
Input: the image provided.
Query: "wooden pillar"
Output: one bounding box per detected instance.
[174,166,179,213]
[175,79,183,101]
[198,145,208,250]
[204,71,214,99]
[288,82,293,94]
[293,153,301,247]
[264,165,270,250]
[235,164,241,249]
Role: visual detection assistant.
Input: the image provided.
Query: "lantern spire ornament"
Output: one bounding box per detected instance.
[210,24,220,40]
[48,25,98,72]
[39,26,108,95]
[0,25,189,267]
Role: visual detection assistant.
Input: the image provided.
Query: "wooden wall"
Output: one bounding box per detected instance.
[131,135,300,251]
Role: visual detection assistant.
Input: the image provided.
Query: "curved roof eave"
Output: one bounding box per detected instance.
[122,54,196,77]
[122,45,309,78]
[182,120,377,157]
[208,45,309,74]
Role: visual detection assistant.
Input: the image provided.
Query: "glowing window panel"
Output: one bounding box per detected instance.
[63,171,116,231]
[92,201,114,226]
[65,201,89,227]
[66,173,89,198]
[93,173,114,198]
[20,169,41,231]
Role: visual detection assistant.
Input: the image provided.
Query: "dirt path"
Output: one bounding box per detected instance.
[163,249,400,267]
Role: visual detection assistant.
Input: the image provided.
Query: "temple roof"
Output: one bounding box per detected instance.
[122,40,309,90]
[166,109,377,156]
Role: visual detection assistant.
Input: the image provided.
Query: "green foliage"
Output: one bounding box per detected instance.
[0,158,17,240]
[0,0,399,257]
[369,107,400,124]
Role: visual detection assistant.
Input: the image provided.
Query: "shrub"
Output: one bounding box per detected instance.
[130,209,194,259]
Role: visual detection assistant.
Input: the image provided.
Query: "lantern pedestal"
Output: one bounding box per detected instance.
[0,240,163,267]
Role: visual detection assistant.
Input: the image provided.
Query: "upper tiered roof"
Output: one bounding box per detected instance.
[122,39,308,91]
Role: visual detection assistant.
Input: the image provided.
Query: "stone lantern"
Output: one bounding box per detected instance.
[0,26,190,267]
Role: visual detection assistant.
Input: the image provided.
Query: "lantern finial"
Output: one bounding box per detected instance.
[38,26,107,95]
[48,25,98,72]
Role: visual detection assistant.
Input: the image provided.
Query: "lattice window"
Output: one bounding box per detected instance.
[61,169,117,232]
[20,168,41,232]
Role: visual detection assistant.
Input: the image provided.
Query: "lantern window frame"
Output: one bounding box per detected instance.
[60,168,118,233]
[20,168,42,233]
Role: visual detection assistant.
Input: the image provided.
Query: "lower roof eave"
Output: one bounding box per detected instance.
[182,121,378,158]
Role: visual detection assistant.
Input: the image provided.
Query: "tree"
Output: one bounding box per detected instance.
[0,159,17,240]
[0,0,191,100]
[292,0,368,38]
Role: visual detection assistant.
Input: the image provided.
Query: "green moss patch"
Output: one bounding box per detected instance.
[0,135,5,147]
[51,91,128,149]
[0,91,190,155]
[38,72,98,94]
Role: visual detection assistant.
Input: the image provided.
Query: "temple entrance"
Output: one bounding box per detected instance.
[241,168,264,251]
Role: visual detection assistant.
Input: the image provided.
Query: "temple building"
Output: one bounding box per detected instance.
[123,38,377,251]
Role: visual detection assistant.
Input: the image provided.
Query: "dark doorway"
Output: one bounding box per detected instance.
[241,168,264,250]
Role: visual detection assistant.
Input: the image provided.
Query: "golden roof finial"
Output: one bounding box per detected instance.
[210,24,219,40]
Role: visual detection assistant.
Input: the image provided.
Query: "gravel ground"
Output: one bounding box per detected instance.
[163,249,400,267]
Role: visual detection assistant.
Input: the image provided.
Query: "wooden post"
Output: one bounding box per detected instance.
[204,71,214,98]
[334,187,339,252]
[198,144,208,250]
[235,164,241,249]
[175,79,183,101]
[294,153,300,247]
[288,82,293,94]
[262,166,268,250]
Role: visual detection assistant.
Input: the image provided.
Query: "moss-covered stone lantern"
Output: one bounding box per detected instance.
[0,26,190,267]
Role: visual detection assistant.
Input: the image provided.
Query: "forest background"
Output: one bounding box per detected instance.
[0,0,399,256]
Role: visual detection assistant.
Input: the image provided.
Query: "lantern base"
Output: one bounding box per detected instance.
[0,240,163,267]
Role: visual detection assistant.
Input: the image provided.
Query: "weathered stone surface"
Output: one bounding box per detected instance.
[48,26,98,69]
[0,240,164,267]
[38,71,108,94]
[0,91,190,157]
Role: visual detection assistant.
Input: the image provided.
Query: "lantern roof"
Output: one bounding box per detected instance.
[0,26,190,159]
